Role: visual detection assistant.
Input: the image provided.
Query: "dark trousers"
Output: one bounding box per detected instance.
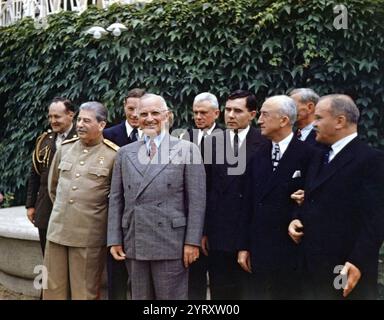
[107,252,129,300]
[38,228,47,256]
[188,254,209,299]
[302,270,377,300]
[209,250,252,300]
[251,270,301,300]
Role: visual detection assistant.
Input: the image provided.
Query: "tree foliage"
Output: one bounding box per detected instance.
[1,0,384,204]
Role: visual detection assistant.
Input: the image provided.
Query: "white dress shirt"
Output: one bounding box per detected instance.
[272,132,294,159]
[328,132,358,162]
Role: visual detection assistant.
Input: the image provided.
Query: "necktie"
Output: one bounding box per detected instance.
[296,128,302,140]
[199,131,208,158]
[272,143,280,171]
[149,139,157,160]
[323,146,333,164]
[130,128,138,142]
[233,131,239,157]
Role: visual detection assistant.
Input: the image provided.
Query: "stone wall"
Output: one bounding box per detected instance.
[0,206,42,298]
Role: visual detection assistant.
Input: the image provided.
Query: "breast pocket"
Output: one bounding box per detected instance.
[88,166,109,178]
[58,161,72,178]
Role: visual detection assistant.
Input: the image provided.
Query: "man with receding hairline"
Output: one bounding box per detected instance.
[289,94,384,299]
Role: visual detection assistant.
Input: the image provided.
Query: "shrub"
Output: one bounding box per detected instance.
[1,0,384,204]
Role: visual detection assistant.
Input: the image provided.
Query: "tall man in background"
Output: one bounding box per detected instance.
[185,92,223,300]
[103,88,145,300]
[288,88,319,145]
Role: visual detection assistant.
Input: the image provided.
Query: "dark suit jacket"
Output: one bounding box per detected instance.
[238,137,317,272]
[182,124,225,147]
[303,129,317,145]
[298,137,384,298]
[103,121,137,147]
[204,127,267,252]
[25,125,77,229]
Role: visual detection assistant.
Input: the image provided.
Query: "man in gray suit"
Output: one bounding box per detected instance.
[107,93,206,300]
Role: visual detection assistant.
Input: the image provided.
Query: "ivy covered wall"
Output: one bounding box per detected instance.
[1,0,384,204]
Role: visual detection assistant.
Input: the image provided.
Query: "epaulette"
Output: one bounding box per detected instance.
[62,137,80,145]
[103,139,120,151]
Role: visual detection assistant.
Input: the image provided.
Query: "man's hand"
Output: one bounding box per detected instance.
[201,236,209,256]
[237,250,252,273]
[291,189,305,206]
[184,244,200,268]
[110,245,126,261]
[27,208,36,224]
[340,262,361,298]
[288,219,304,244]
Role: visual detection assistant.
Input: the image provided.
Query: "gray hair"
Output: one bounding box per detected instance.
[79,101,107,122]
[193,92,219,109]
[288,88,320,105]
[140,93,168,110]
[320,94,360,124]
[264,95,297,126]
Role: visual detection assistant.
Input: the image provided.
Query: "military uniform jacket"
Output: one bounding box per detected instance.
[25,126,77,229]
[47,138,118,247]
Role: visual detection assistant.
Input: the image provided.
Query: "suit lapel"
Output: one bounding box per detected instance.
[309,138,358,192]
[259,138,301,199]
[126,140,148,177]
[221,127,265,191]
[135,134,180,198]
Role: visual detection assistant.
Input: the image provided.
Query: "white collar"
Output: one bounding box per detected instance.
[229,125,250,148]
[197,123,216,145]
[272,132,294,158]
[329,132,358,162]
[125,120,142,138]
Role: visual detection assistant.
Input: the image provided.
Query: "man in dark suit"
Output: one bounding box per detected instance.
[289,88,319,146]
[185,92,223,300]
[103,88,145,146]
[102,88,145,300]
[26,97,76,255]
[237,95,316,299]
[204,90,267,299]
[288,94,384,299]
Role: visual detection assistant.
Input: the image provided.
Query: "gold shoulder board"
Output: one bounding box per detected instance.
[103,139,120,151]
[62,137,80,145]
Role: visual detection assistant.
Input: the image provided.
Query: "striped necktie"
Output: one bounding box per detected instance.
[272,143,280,171]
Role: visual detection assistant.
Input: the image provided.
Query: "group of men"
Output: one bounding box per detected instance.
[26,88,384,300]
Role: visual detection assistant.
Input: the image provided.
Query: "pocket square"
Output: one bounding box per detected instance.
[292,170,301,178]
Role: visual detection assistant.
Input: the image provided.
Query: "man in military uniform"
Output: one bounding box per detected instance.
[25,97,76,254]
[43,101,119,300]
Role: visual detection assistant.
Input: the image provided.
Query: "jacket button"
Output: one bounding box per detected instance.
[79,161,85,165]
[157,202,162,207]
[158,222,162,226]
[69,199,74,204]
[76,173,80,177]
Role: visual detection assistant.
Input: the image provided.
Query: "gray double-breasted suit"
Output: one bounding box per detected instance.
[107,133,206,299]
